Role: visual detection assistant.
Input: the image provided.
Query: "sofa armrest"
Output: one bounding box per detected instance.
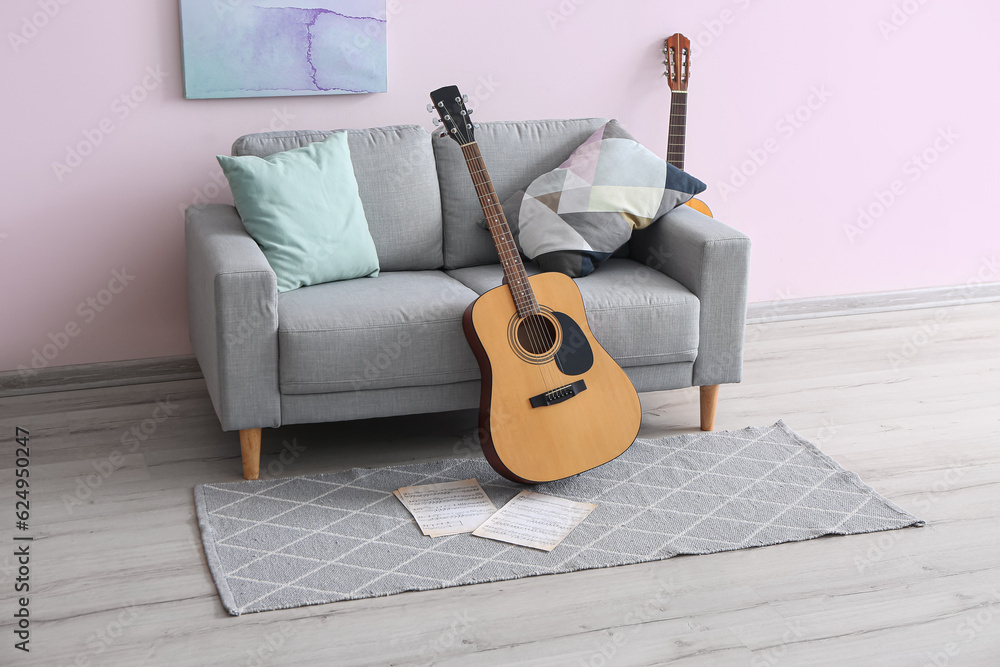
[629,205,751,386]
[185,204,281,431]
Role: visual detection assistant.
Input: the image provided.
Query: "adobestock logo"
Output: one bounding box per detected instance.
[887,309,949,373]
[749,621,807,667]
[51,65,168,182]
[462,75,501,115]
[686,0,755,59]
[213,0,246,19]
[716,84,833,202]
[920,590,1000,667]
[242,622,296,666]
[258,439,307,480]
[546,0,589,31]
[349,331,413,391]
[844,126,958,244]
[340,17,387,67]
[180,107,296,217]
[17,268,135,378]
[745,287,797,343]
[62,397,180,515]
[886,254,997,374]
[7,0,72,54]
[579,578,674,667]
[878,0,932,40]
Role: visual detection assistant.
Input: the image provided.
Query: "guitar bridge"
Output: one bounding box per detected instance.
[529,380,587,408]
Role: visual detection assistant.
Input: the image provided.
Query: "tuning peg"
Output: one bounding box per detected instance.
[467,108,473,115]
[463,94,469,103]
[444,114,451,121]
[432,117,441,125]
[426,103,435,113]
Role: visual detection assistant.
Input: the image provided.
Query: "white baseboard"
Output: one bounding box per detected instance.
[745,281,1000,324]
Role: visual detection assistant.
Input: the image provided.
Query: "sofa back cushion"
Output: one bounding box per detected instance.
[432,118,607,269]
[232,125,443,271]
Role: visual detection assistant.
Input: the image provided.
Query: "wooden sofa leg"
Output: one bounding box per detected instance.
[240,428,262,480]
[700,385,720,431]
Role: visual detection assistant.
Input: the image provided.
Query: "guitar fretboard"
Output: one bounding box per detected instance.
[666,91,687,171]
[459,141,540,318]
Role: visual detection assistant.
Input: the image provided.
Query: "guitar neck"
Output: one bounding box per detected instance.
[666,90,687,170]
[459,141,539,317]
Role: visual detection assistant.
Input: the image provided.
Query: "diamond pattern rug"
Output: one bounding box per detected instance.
[194,421,923,615]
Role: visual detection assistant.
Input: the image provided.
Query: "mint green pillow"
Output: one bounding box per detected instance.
[217,132,379,293]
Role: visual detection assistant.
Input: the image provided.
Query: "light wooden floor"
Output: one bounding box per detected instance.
[1,302,998,666]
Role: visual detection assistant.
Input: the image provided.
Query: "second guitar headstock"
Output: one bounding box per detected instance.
[663,33,691,92]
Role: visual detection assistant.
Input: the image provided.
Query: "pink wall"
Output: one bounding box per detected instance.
[3,0,998,373]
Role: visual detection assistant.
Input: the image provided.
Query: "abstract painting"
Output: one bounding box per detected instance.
[180,0,387,99]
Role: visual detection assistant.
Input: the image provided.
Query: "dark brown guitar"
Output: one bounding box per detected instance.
[663,33,713,217]
[428,85,641,484]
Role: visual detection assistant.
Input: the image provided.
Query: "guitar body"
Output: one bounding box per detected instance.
[685,198,713,217]
[463,272,642,484]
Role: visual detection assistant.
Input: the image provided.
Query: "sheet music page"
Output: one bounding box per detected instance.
[394,479,497,537]
[472,490,597,552]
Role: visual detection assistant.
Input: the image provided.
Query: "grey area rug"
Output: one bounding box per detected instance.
[194,421,923,615]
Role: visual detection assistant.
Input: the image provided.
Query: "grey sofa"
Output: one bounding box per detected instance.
[185,119,751,479]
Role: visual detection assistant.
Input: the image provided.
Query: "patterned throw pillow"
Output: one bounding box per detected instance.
[482,120,706,277]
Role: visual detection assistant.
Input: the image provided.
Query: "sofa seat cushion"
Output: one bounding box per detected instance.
[446,259,699,368]
[276,271,480,394]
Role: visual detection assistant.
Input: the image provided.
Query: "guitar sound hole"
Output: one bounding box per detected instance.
[516,314,558,356]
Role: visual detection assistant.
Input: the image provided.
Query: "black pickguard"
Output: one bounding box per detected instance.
[553,312,594,376]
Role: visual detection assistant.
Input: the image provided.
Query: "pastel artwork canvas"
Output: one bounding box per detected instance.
[180,0,387,99]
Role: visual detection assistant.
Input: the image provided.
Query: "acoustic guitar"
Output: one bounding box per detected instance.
[663,33,713,217]
[428,85,641,484]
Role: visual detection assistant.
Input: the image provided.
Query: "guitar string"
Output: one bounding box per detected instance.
[460,142,561,392]
[452,114,556,368]
[459,146,540,317]
[461,147,533,312]
[468,142,559,373]
[460,144,537,316]
[667,92,686,169]
[667,90,710,214]
[467,143,557,356]
[461,144,559,394]
[462,143,552,355]
[460,143,553,363]
[464,149,543,318]
[456,149,519,289]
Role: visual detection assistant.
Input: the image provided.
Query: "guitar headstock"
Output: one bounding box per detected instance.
[428,85,476,145]
[663,33,691,92]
